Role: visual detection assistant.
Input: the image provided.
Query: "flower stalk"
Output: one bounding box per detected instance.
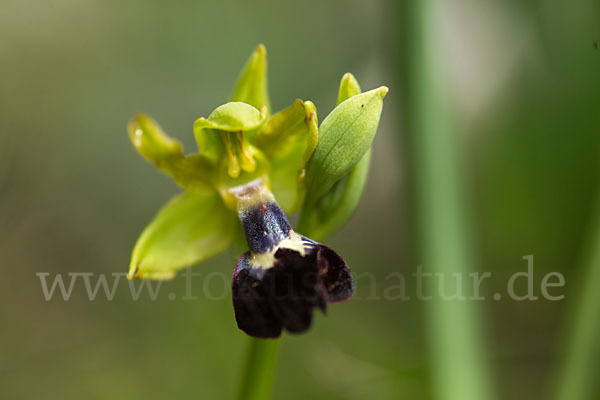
[237,338,280,400]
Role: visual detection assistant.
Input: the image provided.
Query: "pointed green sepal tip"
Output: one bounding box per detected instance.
[127,113,183,163]
[305,86,388,202]
[337,73,362,106]
[128,191,236,280]
[231,44,271,112]
[374,85,389,99]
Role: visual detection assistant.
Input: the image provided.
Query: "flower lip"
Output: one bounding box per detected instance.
[232,238,354,338]
[230,179,355,338]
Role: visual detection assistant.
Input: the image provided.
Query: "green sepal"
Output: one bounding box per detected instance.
[128,191,237,280]
[304,86,388,203]
[127,114,213,192]
[193,102,267,162]
[298,73,370,239]
[299,148,371,241]
[231,44,271,113]
[251,99,318,213]
[336,72,362,105]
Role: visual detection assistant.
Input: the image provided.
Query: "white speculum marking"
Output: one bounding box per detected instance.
[249,231,311,270]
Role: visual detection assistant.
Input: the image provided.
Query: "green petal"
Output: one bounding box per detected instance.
[128,114,213,192]
[298,149,371,241]
[298,73,370,240]
[251,100,318,213]
[304,86,388,203]
[193,102,267,162]
[231,44,271,112]
[128,191,236,280]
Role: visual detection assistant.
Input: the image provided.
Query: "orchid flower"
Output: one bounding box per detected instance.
[127,44,387,337]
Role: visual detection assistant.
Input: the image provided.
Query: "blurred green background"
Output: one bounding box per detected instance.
[1,0,599,399]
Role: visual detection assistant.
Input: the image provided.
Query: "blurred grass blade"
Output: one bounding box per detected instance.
[403,1,496,399]
[555,198,600,400]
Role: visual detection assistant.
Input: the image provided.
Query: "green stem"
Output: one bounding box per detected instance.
[401,1,496,399]
[555,200,600,400]
[237,337,280,400]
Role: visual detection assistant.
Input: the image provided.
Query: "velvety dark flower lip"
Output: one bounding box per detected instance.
[231,181,355,338]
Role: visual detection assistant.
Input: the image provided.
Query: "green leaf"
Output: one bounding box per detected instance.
[193,102,267,163]
[251,100,318,213]
[298,73,370,240]
[128,114,213,192]
[304,86,388,203]
[128,191,237,280]
[231,44,271,113]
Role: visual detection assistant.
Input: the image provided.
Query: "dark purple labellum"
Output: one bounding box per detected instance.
[232,196,354,338]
